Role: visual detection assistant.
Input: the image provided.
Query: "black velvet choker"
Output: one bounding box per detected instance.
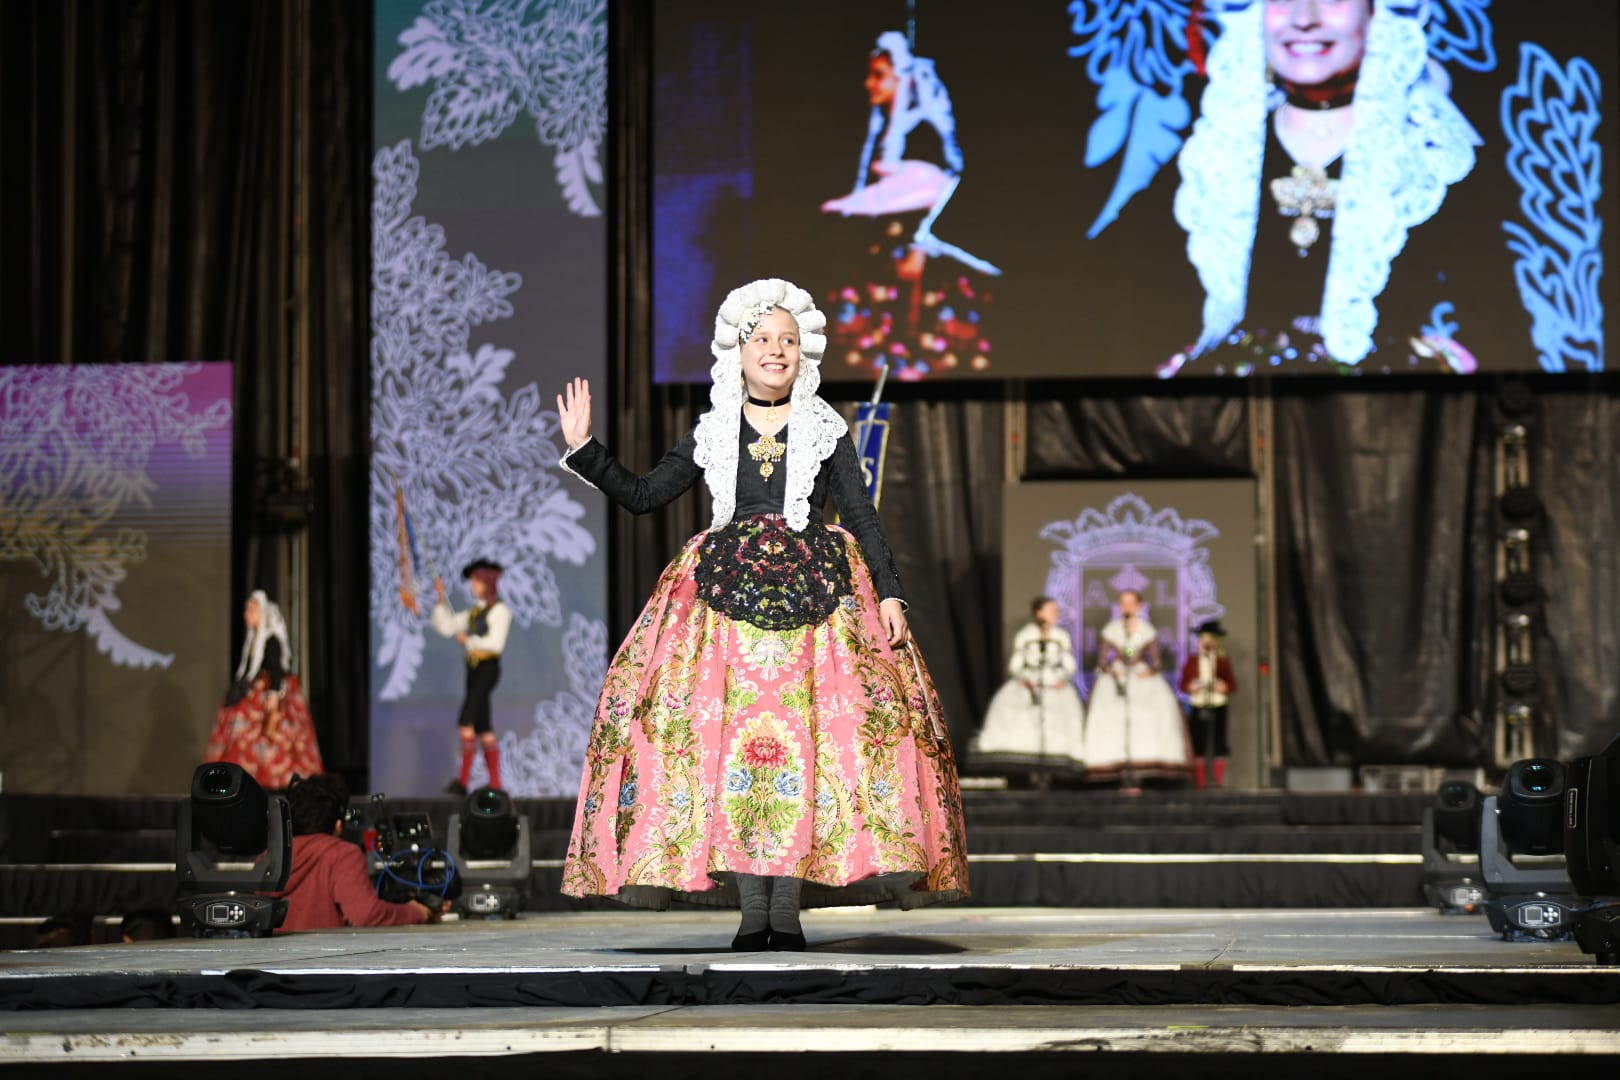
[1277,64,1359,111]
[746,394,791,408]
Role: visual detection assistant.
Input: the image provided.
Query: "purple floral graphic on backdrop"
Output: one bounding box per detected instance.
[0,364,232,669]
[387,0,608,216]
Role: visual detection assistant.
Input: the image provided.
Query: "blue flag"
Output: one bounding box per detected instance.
[852,402,892,508]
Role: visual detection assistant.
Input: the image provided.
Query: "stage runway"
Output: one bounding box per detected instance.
[4,907,1618,1073]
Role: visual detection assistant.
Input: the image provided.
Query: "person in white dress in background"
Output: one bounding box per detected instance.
[973,596,1086,786]
[1082,590,1192,789]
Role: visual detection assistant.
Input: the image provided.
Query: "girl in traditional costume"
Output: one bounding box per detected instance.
[555,278,968,950]
[204,590,323,789]
[1082,589,1191,786]
[972,596,1087,783]
[1164,0,1479,376]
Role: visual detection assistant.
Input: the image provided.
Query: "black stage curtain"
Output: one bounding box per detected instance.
[2,0,372,778]
[1273,381,1620,765]
[1531,387,1620,759]
[1273,386,1497,765]
[1025,382,1252,478]
[862,398,1006,750]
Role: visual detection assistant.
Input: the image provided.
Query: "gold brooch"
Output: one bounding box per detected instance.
[1269,165,1338,254]
[747,431,785,479]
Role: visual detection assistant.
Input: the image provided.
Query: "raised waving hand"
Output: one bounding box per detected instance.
[557,377,593,450]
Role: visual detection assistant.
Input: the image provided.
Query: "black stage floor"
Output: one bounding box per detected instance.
[2,908,1617,1074]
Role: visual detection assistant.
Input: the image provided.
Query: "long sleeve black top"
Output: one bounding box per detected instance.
[563,419,905,604]
[226,637,285,706]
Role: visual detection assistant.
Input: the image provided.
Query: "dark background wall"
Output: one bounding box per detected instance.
[2,1,1615,792]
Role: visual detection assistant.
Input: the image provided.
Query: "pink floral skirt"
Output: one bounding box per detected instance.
[561,525,970,909]
[203,675,324,790]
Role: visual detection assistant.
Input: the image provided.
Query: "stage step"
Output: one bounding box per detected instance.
[0,790,1440,935]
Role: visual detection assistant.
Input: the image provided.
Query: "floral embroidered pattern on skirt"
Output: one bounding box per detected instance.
[203,675,324,790]
[562,518,969,909]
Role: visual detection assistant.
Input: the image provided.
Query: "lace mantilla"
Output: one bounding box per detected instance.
[694,278,844,531]
[1176,2,1479,363]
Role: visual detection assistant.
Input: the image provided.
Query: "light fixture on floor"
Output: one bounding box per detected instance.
[1481,758,1577,941]
[1421,780,1484,914]
[174,763,291,938]
[1567,735,1620,965]
[448,785,531,919]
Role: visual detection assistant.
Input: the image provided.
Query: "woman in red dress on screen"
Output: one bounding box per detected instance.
[203,590,323,790]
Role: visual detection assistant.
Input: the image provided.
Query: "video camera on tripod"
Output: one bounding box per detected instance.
[350,794,461,908]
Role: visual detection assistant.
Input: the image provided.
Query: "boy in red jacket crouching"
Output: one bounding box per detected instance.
[264,775,442,931]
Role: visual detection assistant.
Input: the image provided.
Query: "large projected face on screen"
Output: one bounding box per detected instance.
[653,1,1614,380]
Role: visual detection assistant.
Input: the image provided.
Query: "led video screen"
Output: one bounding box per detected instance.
[653,1,1615,380]
[371,0,610,797]
[0,363,233,794]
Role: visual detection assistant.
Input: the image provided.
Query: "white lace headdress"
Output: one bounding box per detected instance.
[693,278,846,531]
[235,589,293,682]
[1175,0,1480,363]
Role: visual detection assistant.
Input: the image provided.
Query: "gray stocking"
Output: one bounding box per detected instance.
[768,875,803,933]
[734,873,769,935]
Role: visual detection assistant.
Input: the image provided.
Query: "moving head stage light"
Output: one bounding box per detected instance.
[448,786,532,919]
[1566,735,1620,965]
[175,763,291,938]
[1421,780,1484,914]
[1481,758,1578,941]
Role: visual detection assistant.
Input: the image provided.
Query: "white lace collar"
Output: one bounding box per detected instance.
[692,279,845,531]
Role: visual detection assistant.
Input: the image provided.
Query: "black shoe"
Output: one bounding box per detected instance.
[445,779,467,796]
[767,928,807,951]
[730,927,771,951]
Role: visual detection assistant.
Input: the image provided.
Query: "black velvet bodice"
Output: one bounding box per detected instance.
[1180,118,1459,375]
[562,414,904,604]
[1243,122,1342,336]
[226,636,284,706]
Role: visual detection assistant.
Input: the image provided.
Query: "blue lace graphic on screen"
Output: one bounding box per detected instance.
[1501,43,1604,373]
[1425,0,1496,73]
[1422,301,1460,341]
[388,0,607,216]
[1069,0,1207,238]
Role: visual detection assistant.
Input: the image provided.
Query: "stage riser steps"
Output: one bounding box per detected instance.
[1,791,1444,934]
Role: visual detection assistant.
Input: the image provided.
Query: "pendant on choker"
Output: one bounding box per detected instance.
[747,393,790,426]
[747,429,785,479]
